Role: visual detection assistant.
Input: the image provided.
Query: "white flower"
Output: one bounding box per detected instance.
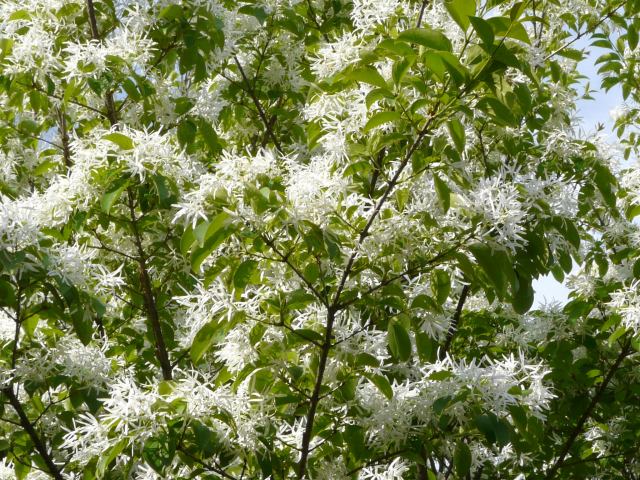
[607,280,640,333]
[0,310,15,344]
[214,323,258,373]
[311,33,363,79]
[360,457,409,480]
[351,0,399,33]
[0,459,14,480]
[52,336,112,386]
[460,175,530,252]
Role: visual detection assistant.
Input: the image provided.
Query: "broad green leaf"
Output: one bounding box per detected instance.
[191,212,235,272]
[447,118,466,152]
[431,269,451,305]
[445,0,476,31]
[366,373,393,399]
[71,307,93,345]
[343,425,369,461]
[416,332,437,362]
[177,119,197,146]
[233,259,258,290]
[392,57,415,85]
[191,218,236,272]
[96,439,127,478]
[180,225,195,256]
[159,4,183,20]
[387,319,412,361]
[103,132,134,150]
[469,243,513,299]
[0,279,16,308]
[433,174,451,213]
[487,17,531,44]
[512,274,534,314]
[470,16,494,48]
[143,434,176,474]
[364,111,402,132]
[398,28,452,51]
[454,441,472,476]
[190,319,224,363]
[152,173,176,209]
[346,66,388,89]
[101,176,130,213]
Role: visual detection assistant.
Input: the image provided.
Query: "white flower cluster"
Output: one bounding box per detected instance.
[607,280,640,333]
[357,351,554,447]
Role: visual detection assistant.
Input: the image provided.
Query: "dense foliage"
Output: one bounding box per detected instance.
[1,0,640,478]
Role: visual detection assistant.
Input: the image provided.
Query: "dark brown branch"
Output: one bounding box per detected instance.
[57,108,72,168]
[126,190,173,381]
[416,0,430,28]
[233,56,282,152]
[11,285,22,369]
[297,100,446,480]
[297,306,336,478]
[440,284,470,360]
[545,339,632,479]
[85,0,100,39]
[84,0,172,379]
[2,387,65,480]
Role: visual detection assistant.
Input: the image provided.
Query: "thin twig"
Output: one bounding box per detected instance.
[545,339,632,478]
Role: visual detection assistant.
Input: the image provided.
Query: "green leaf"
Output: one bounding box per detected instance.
[431,269,451,305]
[469,243,512,299]
[487,17,531,44]
[475,414,497,444]
[177,119,197,146]
[454,441,472,476]
[593,164,617,210]
[366,373,393,399]
[469,16,494,48]
[433,174,451,213]
[512,274,534,314]
[0,278,16,308]
[287,289,316,310]
[143,434,176,474]
[392,57,415,85]
[152,173,176,209]
[416,332,437,362]
[190,319,224,363]
[387,319,412,361]
[191,213,235,272]
[101,176,130,213]
[159,4,183,20]
[343,425,369,461]
[346,66,388,89]
[238,5,268,24]
[447,118,466,152]
[398,28,452,51]
[71,307,93,345]
[364,111,402,132]
[233,259,258,290]
[96,439,127,478]
[192,422,220,456]
[445,0,476,31]
[103,132,134,150]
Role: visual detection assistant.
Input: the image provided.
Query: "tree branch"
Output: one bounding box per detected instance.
[85,0,171,379]
[233,55,282,152]
[545,339,632,478]
[440,284,470,360]
[2,387,65,480]
[126,190,173,381]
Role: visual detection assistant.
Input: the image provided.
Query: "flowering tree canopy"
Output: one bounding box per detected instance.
[1,0,640,478]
